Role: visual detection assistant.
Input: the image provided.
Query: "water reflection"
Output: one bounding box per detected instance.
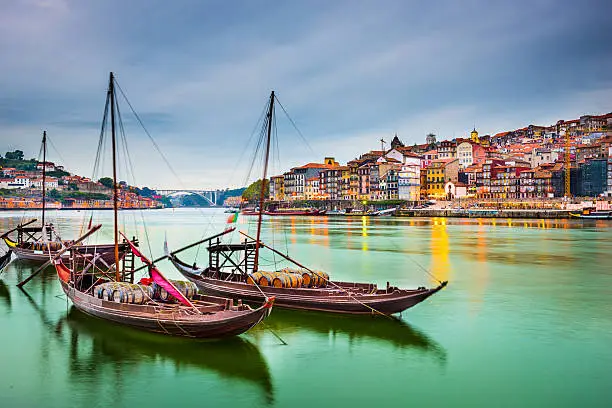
[18,279,275,405]
[430,219,450,284]
[0,280,11,311]
[262,309,446,364]
[64,309,274,404]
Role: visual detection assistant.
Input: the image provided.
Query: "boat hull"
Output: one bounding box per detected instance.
[60,280,271,338]
[569,212,612,219]
[171,258,446,315]
[264,209,326,216]
[9,242,125,263]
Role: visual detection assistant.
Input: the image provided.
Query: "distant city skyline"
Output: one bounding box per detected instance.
[1,0,611,189]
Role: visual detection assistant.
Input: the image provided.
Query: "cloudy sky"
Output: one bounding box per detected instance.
[1,0,610,189]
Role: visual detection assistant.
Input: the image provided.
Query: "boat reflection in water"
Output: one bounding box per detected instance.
[0,280,11,311]
[20,284,275,406]
[260,309,447,364]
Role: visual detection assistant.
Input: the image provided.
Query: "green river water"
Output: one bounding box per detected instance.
[0,209,610,407]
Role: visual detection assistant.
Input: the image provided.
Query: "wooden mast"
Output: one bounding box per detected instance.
[109,72,120,280]
[41,131,47,229]
[253,91,274,272]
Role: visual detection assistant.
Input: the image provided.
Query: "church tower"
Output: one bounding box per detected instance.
[470,128,479,144]
[390,134,404,149]
[426,133,436,145]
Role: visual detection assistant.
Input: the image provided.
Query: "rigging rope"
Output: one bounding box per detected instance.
[274,96,315,156]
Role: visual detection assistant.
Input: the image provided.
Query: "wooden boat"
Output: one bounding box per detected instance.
[2,222,124,262]
[1,132,122,263]
[33,72,273,339]
[170,91,447,316]
[170,251,446,315]
[569,208,612,219]
[241,207,260,215]
[56,260,273,338]
[264,207,326,216]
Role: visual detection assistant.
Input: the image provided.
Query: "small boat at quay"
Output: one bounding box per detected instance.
[569,208,612,219]
[170,91,447,316]
[21,72,273,339]
[241,207,326,216]
[264,207,326,216]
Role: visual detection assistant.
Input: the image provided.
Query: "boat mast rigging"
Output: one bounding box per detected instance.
[41,131,47,229]
[253,91,275,272]
[109,72,120,280]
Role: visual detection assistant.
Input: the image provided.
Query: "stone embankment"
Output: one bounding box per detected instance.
[397,208,572,219]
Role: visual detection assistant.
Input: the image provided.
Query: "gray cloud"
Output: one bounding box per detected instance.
[0,0,610,189]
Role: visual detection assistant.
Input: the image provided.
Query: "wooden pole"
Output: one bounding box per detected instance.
[1,219,37,238]
[17,224,102,288]
[131,227,236,273]
[109,72,120,281]
[254,91,274,272]
[41,131,46,229]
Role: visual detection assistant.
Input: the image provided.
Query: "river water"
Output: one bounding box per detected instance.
[0,209,610,407]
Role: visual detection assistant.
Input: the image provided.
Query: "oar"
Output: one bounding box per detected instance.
[17,224,102,288]
[1,218,37,238]
[131,227,236,273]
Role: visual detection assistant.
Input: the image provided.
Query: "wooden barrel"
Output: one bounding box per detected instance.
[309,271,330,288]
[129,285,147,304]
[247,272,262,285]
[257,271,274,286]
[302,271,312,287]
[171,280,198,299]
[103,283,122,300]
[138,284,155,300]
[272,273,291,288]
[157,286,172,301]
[112,288,129,303]
[288,273,304,288]
[94,285,105,299]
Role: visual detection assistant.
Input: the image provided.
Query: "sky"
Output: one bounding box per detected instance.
[0,0,611,190]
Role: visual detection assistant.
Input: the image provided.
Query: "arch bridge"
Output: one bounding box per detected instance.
[155,189,219,206]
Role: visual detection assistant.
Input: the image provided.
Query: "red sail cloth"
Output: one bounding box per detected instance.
[119,232,197,310]
[55,260,71,283]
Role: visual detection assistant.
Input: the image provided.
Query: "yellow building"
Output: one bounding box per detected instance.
[340,167,351,200]
[426,158,459,198]
[304,177,320,200]
[270,175,285,201]
[470,128,480,144]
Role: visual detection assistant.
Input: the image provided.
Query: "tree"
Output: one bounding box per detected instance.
[242,179,269,203]
[5,150,24,160]
[98,177,114,189]
[134,186,156,197]
[47,189,61,199]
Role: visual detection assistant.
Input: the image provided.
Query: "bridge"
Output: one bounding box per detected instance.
[155,189,220,206]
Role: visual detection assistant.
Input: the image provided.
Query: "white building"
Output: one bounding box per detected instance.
[444,181,468,199]
[31,177,59,189]
[398,156,421,201]
[36,162,56,172]
[525,148,559,169]
[606,146,612,197]
[7,176,31,189]
[457,141,474,168]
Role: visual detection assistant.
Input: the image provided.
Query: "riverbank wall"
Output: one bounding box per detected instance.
[397,209,572,219]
